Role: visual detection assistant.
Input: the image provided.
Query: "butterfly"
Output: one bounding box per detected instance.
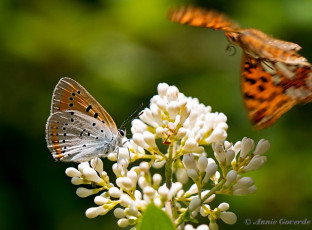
[168,5,312,129]
[45,77,125,162]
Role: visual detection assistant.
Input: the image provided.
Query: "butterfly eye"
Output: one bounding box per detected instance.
[118,129,126,137]
[225,32,239,45]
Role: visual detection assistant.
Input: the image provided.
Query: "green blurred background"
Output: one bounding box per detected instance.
[1,0,312,229]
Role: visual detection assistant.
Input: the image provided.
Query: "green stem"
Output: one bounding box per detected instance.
[165,144,174,189]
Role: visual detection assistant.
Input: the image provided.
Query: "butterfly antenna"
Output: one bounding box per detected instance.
[120,103,144,130]
[225,43,237,56]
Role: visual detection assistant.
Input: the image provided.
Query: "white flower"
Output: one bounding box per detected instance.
[175,167,189,184]
[189,197,201,211]
[239,137,255,158]
[253,139,270,155]
[202,161,218,184]
[224,170,237,187]
[232,177,257,195]
[65,167,81,177]
[243,155,267,172]
[219,211,237,225]
[86,206,108,218]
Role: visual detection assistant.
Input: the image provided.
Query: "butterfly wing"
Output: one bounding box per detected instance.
[51,77,118,133]
[241,53,312,129]
[168,5,240,32]
[237,29,309,66]
[46,110,117,162]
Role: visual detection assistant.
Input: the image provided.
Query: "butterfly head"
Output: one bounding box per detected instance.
[225,32,240,46]
[117,129,126,146]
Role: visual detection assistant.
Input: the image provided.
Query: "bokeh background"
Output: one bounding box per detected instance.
[1,0,312,229]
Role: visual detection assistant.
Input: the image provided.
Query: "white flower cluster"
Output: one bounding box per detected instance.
[64,83,270,230]
[66,158,185,228]
[131,83,228,156]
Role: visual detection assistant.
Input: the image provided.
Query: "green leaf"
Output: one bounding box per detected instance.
[136,204,176,230]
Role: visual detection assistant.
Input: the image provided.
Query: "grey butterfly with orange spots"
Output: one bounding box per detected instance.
[46,77,125,162]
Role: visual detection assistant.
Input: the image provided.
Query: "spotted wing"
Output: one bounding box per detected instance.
[50,77,118,133]
[46,110,116,162]
[241,54,312,129]
[168,5,240,32]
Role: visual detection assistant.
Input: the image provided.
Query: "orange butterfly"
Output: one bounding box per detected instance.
[168,5,312,129]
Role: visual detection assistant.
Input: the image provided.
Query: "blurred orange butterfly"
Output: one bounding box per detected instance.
[168,5,312,129]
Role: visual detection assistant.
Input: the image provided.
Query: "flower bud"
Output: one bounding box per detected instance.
[158,186,169,199]
[71,177,85,185]
[225,150,235,166]
[239,137,254,158]
[143,131,156,148]
[155,127,167,139]
[133,133,149,149]
[157,83,169,97]
[112,163,122,177]
[243,156,267,172]
[185,224,195,230]
[202,162,217,184]
[131,119,147,134]
[224,170,237,187]
[120,177,134,190]
[65,167,81,177]
[202,192,215,203]
[128,205,139,216]
[76,187,95,198]
[78,162,90,172]
[183,153,197,170]
[176,127,187,139]
[175,167,188,184]
[90,158,103,174]
[198,155,208,172]
[253,139,270,155]
[114,208,126,218]
[166,85,179,101]
[247,185,257,194]
[197,224,209,230]
[83,167,102,184]
[139,161,149,173]
[86,206,108,218]
[189,197,201,211]
[220,211,237,224]
[117,218,130,228]
[168,182,182,199]
[185,184,198,196]
[94,196,109,205]
[138,177,147,189]
[218,202,229,211]
[107,152,117,161]
[187,169,198,181]
[184,138,198,152]
[143,186,155,197]
[109,187,122,198]
[127,170,138,185]
[168,101,180,119]
[152,159,166,169]
[232,177,254,190]
[152,173,162,187]
[120,194,134,206]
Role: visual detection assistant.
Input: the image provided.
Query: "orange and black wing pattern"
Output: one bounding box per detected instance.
[241,54,312,129]
[168,5,240,32]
